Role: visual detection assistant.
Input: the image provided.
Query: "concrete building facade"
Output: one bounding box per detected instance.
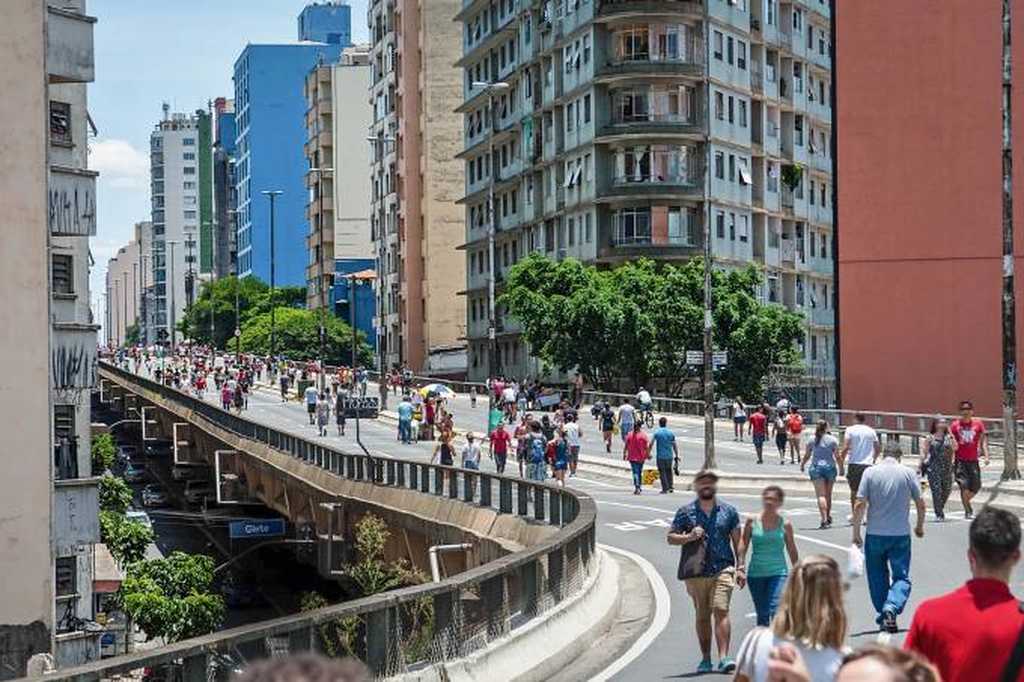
[233,3,350,286]
[304,46,373,312]
[369,0,467,375]
[456,0,835,396]
[0,0,102,673]
[106,221,153,347]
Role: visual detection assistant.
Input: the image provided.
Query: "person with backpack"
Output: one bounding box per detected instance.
[526,421,548,483]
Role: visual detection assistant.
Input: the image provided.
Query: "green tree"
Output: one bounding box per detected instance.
[499,255,804,399]
[124,323,140,346]
[240,306,373,366]
[100,510,154,566]
[91,433,117,475]
[120,552,225,642]
[98,475,134,514]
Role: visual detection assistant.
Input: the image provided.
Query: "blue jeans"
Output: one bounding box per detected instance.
[748,575,786,626]
[398,419,411,443]
[528,461,547,482]
[864,534,912,620]
[629,461,643,489]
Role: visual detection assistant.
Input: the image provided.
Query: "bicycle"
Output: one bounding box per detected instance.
[638,404,655,428]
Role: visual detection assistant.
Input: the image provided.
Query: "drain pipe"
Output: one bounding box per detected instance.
[429,543,473,583]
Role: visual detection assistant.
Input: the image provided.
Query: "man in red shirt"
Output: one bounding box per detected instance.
[747,404,769,464]
[905,507,1023,682]
[489,426,512,475]
[949,399,989,519]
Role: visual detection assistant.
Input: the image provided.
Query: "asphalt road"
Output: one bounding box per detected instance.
[130,369,1012,679]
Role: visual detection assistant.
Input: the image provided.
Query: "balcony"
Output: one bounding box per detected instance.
[597,55,704,83]
[47,6,96,84]
[596,0,704,22]
[599,110,703,141]
[54,477,100,556]
[50,166,98,237]
[808,307,835,327]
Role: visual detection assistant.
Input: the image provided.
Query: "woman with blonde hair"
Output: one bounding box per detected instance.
[733,555,847,682]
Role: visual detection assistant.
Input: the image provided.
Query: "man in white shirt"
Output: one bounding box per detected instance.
[840,412,881,512]
[637,387,652,410]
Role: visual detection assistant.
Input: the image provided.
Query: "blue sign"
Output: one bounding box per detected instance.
[229,518,286,539]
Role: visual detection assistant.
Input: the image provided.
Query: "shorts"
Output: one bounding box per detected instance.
[307,403,316,415]
[955,460,982,494]
[685,567,736,620]
[847,462,870,494]
[569,445,580,465]
[809,463,837,482]
[554,460,568,472]
[752,434,766,449]
[516,445,527,462]
[775,433,788,449]
[463,460,480,471]
[734,416,747,425]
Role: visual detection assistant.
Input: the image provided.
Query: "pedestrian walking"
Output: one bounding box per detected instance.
[461,433,481,471]
[839,412,880,520]
[950,399,988,520]
[431,434,455,466]
[600,403,616,453]
[737,486,799,627]
[623,422,650,495]
[784,407,803,464]
[304,383,319,425]
[649,417,678,493]
[734,555,844,682]
[733,397,747,441]
[852,440,926,633]
[470,386,477,408]
[772,410,788,465]
[221,384,233,411]
[489,423,511,474]
[279,373,290,402]
[514,415,530,478]
[800,420,839,529]
[316,392,330,437]
[526,421,548,483]
[905,507,1024,682]
[549,428,569,488]
[748,405,769,464]
[921,417,955,520]
[562,414,582,476]
[667,470,742,674]
[617,399,636,444]
[335,389,348,437]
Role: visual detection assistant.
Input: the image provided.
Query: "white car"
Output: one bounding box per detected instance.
[125,509,153,529]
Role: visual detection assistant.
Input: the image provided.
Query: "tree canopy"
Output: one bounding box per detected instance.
[498,255,805,399]
[121,551,225,642]
[239,306,374,367]
[177,276,306,349]
[99,510,154,566]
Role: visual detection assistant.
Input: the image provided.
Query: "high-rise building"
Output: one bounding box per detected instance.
[106,223,154,347]
[213,97,238,280]
[298,0,352,45]
[835,1,1021,416]
[233,3,350,286]
[0,0,103,673]
[456,0,835,397]
[305,46,372,313]
[150,108,205,346]
[369,0,467,375]
[197,107,214,280]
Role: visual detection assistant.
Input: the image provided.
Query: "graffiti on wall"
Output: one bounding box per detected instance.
[48,170,97,237]
[52,343,97,391]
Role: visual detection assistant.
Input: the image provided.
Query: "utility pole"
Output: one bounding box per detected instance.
[1002,0,1021,480]
[261,190,283,359]
[701,22,716,470]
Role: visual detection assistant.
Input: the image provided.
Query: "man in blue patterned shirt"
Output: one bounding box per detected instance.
[667,469,742,674]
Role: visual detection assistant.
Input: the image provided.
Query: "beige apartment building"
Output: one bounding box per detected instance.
[305,45,373,311]
[0,0,102,675]
[106,222,153,346]
[369,0,467,375]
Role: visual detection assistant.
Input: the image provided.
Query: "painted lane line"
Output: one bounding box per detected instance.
[589,544,672,682]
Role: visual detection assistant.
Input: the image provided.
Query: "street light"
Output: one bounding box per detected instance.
[308,167,334,392]
[367,133,396,410]
[261,190,283,359]
[471,80,510,382]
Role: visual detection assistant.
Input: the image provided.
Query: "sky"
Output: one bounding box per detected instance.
[88,0,369,331]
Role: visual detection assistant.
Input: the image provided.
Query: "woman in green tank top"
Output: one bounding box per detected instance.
[738,486,799,626]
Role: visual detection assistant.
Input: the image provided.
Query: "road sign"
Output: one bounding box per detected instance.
[713,351,728,367]
[686,350,703,366]
[234,328,241,337]
[686,350,728,367]
[228,518,286,540]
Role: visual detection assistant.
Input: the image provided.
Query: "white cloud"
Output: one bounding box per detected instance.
[90,138,149,190]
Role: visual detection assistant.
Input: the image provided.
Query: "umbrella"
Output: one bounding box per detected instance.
[419,383,455,398]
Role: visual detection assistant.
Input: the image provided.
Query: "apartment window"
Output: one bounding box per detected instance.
[729,212,736,240]
[810,231,817,254]
[52,254,73,294]
[726,36,734,65]
[153,181,164,194]
[821,232,828,258]
[809,180,816,205]
[55,556,77,597]
[715,91,725,120]
[183,152,196,161]
[566,101,575,131]
[793,7,804,32]
[794,115,804,146]
[728,154,736,182]
[184,196,197,206]
[714,151,725,179]
[738,159,752,185]
[820,182,827,206]
[713,31,724,60]
[613,207,651,243]
[183,137,196,146]
[716,210,725,238]
[184,167,196,175]
[728,96,734,124]
[585,213,592,242]
[567,217,575,246]
[583,35,591,63]
[737,41,747,70]
[739,215,749,242]
[768,225,780,248]
[584,94,591,123]
[184,210,197,220]
[739,100,748,127]
[50,101,72,145]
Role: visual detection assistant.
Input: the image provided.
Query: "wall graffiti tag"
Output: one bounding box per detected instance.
[49,169,97,237]
[52,343,97,391]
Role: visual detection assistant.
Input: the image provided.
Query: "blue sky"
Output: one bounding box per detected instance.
[89,0,369,320]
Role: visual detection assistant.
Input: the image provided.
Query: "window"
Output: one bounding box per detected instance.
[183,137,196,146]
[184,196,197,206]
[728,154,736,182]
[810,231,817,254]
[737,41,747,70]
[738,159,752,185]
[183,166,196,175]
[714,151,725,179]
[716,210,725,238]
[713,31,723,60]
[739,215,749,242]
[768,225,780,248]
[183,152,196,161]
[184,210,197,220]
[52,254,73,294]
[729,212,736,240]
[583,35,591,63]
[715,91,725,120]
[739,99,748,127]
[728,96,734,123]
[613,207,651,244]
[585,213,592,242]
[566,101,575,131]
[793,7,804,32]
[584,94,591,123]
[567,217,575,246]
[727,36,734,65]
[55,556,77,597]
[50,101,72,145]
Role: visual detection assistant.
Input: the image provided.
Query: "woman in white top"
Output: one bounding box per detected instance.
[734,554,847,682]
[733,397,748,442]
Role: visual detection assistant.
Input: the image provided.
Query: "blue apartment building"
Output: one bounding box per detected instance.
[233,2,350,286]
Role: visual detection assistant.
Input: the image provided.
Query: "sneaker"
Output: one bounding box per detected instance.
[718,657,737,674]
[881,610,898,634]
[696,659,713,674]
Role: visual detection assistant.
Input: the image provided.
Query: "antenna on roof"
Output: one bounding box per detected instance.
[162,101,170,121]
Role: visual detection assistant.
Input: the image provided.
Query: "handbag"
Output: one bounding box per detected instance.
[676,506,717,580]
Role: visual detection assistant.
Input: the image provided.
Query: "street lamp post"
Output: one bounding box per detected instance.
[347,273,372,457]
[472,80,510,382]
[309,167,334,392]
[261,190,283,359]
[1001,0,1021,480]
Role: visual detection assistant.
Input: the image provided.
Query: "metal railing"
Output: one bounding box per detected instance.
[56,363,597,681]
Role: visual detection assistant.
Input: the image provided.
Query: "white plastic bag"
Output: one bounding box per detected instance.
[847,543,865,581]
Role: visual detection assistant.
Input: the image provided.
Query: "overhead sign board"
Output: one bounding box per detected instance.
[686,351,728,367]
[228,518,286,540]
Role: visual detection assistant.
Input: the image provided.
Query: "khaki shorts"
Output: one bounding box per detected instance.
[685,567,736,619]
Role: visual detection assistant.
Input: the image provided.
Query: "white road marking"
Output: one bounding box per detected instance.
[589,544,672,682]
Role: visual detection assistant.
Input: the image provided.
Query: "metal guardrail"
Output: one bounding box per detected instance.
[52,363,596,682]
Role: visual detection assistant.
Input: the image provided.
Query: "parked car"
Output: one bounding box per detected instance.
[171,464,210,482]
[144,439,173,457]
[125,509,153,529]
[116,444,138,465]
[123,462,148,483]
[183,480,213,505]
[141,484,168,508]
